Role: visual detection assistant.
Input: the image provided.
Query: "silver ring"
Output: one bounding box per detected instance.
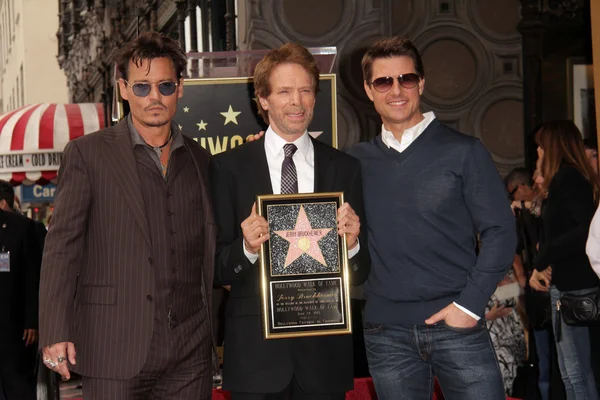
[43,358,58,368]
[57,356,66,363]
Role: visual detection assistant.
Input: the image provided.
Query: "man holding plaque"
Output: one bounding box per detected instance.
[210,43,370,399]
[349,37,517,399]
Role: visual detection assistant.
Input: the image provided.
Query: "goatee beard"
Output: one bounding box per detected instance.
[144,120,169,128]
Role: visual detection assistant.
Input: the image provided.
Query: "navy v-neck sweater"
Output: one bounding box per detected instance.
[349,119,517,324]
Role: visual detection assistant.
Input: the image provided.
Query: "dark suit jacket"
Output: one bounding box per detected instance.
[39,119,216,379]
[210,136,370,393]
[0,210,39,372]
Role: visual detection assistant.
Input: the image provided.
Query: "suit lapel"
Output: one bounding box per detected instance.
[102,120,152,246]
[250,139,274,196]
[312,138,336,192]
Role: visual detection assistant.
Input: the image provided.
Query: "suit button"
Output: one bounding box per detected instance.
[171,249,176,255]
[148,257,153,265]
[167,211,174,216]
[169,230,175,235]
[146,295,153,302]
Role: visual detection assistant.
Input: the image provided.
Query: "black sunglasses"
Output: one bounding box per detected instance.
[123,80,178,97]
[509,186,519,199]
[369,73,420,93]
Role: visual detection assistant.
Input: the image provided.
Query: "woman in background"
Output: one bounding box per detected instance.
[530,120,600,400]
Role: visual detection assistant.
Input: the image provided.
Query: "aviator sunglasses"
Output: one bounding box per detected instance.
[123,80,178,97]
[369,73,420,93]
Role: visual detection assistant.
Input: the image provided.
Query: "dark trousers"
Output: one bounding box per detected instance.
[231,376,345,400]
[82,308,212,400]
[0,370,36,400]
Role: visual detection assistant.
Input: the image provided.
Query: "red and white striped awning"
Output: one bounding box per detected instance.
[0,103,104,185]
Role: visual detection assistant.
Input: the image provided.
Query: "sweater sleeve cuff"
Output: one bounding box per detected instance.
[455,284,489,318]
[453,302,481,321]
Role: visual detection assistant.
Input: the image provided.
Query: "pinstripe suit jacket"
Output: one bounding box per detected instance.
[38,119,216,379]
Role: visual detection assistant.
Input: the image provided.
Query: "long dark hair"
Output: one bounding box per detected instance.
[536,120,600,203]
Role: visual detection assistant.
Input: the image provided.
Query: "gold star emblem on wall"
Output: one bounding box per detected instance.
[220,105,241,125]
[197,120,208,131]
[183,106,190,113]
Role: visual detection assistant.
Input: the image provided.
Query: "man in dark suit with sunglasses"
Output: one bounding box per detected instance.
[39,32,216,399]
[348,37,517,399]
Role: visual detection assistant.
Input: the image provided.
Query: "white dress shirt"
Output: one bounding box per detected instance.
[586,206,600,279]
[264,126,315,194]
[381,111,480,321]
[244,126,359,262]
[381,111,436,152]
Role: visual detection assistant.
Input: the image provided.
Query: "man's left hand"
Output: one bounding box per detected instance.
[337,202,360,250]
[22,329,38,346]
[425,303,478,328]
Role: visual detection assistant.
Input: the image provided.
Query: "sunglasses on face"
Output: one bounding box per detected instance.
[123,80,178,97]
[369,73,420,93]
[509,186,519,199]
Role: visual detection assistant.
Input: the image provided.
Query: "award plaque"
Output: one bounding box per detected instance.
[257,192,352,339]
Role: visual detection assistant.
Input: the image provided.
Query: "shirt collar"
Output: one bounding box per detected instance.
[381,111,436,148]
[264,125,312,160]
[127,114,184,151]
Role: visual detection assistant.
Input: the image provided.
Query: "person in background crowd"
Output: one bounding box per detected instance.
[0,181,40,400]
[38,32,216,400]
[530,120,600,400]
[506,168,564,400]
[347,36,516,400]
[484,268,527,396]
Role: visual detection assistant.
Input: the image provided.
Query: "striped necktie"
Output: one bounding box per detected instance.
[281,144,298,194]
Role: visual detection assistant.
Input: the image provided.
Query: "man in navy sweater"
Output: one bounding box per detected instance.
[348,37,517,399]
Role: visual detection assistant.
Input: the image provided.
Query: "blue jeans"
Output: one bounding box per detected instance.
[550,286,600,400]
[533,327,552,400]
[364,321,505,400]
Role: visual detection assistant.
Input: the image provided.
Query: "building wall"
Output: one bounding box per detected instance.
[0,0,67,114]
[240,0,525,175]
[21,0,68,105]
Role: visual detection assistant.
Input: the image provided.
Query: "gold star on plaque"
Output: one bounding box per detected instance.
[220,105,241,125]
[183,106,190,113]
[196,120,208,131]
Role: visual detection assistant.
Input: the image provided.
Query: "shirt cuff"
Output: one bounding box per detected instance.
[243,239,259,264]
[453,302,481,321]
[348,238,360,259]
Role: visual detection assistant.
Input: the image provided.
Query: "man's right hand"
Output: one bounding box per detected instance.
[246,131,265,143]
[241,203,270,254]
[42,342,76,380]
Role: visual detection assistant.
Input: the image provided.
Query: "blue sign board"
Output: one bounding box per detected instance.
[21,183,56,203]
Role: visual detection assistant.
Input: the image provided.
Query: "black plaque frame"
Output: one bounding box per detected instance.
[257,192,352,339]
